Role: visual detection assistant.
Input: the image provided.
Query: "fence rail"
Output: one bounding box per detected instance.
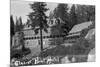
[23,31,81,40]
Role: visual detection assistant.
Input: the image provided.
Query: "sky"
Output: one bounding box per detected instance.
[11,0,58,23]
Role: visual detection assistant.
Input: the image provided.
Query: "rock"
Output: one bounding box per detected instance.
[87,48,95,62]
[61,56,71,63]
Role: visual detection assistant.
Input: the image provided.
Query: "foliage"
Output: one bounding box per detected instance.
[49,4,77,45]
[28,2,49,51]
[49,4,95,46]
[10,15,15,36]
[28,2,49,34]
[69,5,77,28]
[40,37,94,62]
[14,17,26,50]
[15,17,24,32]
[10,15,15,47]
[76,5,95,23]
[53,4,69,20]
[49,23,65,45]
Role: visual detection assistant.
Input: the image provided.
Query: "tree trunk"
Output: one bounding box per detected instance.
[20,31,26,51]
[40,28,43,51]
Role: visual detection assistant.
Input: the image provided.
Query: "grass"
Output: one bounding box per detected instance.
[39,37,95,63]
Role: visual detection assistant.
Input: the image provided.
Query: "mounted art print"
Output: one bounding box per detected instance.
[10,0,95,67]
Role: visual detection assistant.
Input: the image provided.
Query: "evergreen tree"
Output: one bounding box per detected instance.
[15,17,25,50]
[15,17,20,32]
[15,17,24,32]
[10,15,15,47]
[52,3,70,35]
[18,17,25,50]
[28,2,49,51]
[26,19,31,27]
[10,15,15,37]
[49,4,70,46]
[76,5,95,24]
[19,17,24,29]
[85,5,95,22]
[54,3,69,21]
[69,5,77,29]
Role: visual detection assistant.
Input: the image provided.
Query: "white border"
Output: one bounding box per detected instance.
[12,0,96,5]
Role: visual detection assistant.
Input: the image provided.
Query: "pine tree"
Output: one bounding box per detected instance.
[76,5,95,23]
[52,4,70,35]
[15,17,25,50]
[26,19,31,27]
[49,4,70,46]
[69,4,77,29]
[19,17,24,30]
[18,17,25,50]
[10,15,15,37]
[54,4,69,22]
[15,17,20,32]
[28,2,49,51]
[10,15,15,47]
[15,17,24,32]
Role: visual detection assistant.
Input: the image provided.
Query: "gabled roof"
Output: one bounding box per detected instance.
[69,21,92,33]
[66,21,93,38]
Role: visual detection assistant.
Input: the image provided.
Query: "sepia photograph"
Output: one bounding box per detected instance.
[10,0,95,66]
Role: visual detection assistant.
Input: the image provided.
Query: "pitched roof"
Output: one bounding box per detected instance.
[69,21,92,33]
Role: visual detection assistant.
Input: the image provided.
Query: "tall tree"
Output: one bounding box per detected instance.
[10,15,15,37]
[18,17,25,50]
[28,2,49,51]
[10,15,15,47]
[85,5,95,22]
[15,17,20,32]
[69,5,77,29]
[15,17,25,50]
[15,17,24,32]
[49,4,70,46]
[76,5,95,24]
[52,4,71,35]
[19,17,24,29]
[26,19,31,27]
[54,3,69,21]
